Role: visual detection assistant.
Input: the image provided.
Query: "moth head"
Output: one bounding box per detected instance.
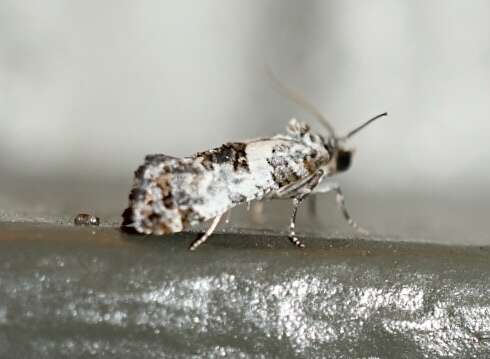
[325,112,387,173]
[265,66,387,170]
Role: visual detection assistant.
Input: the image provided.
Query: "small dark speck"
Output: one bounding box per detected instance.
[74,213,100,226]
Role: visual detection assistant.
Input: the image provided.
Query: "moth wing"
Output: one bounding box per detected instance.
[144,154,180,162]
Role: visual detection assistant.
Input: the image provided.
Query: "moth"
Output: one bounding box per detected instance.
[122,72,387,250]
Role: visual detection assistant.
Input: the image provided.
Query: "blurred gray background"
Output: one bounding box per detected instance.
[1,1,489,240]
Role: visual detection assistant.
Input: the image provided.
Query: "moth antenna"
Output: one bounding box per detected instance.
[341,112,388,140]
[265,65,336,138]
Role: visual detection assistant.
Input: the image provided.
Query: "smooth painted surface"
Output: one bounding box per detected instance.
[0,223,489,358]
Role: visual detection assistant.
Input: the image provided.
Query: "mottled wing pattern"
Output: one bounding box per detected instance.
[122,119,331,236]
[195,142,249,172]
[122,155,208,234]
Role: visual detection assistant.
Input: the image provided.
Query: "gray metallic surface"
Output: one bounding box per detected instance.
[1,223,489,358]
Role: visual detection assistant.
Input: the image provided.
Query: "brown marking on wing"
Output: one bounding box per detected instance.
[178,208,193,227]
[156,174,175,209]
[194,142,250,172]
[303,158,318,175]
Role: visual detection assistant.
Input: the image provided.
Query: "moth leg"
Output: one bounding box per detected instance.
[189,214,223,251]
[277,171,325,248]
[312,182,369,235]
[288,197,306,248]
[274,170,324,199]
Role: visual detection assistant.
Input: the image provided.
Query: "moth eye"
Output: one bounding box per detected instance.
[336,150,352,172]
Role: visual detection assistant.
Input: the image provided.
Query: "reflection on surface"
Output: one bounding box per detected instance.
[0,223,489,358]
